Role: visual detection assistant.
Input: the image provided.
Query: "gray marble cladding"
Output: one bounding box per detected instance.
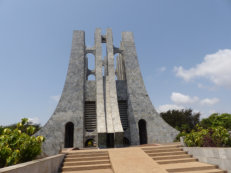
[116,80,127,100]
[95,28,107,134]
[121,31,178,144]
[36,30,85,156]
[85,80,127,102]
[105,29,123,134]
[85,81,96,101]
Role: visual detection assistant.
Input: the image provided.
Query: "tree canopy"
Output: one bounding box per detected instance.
[200,113,231,130]
[160,109,200,133]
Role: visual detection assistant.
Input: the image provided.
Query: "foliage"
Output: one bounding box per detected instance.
[184,125,231,147]
[174,131,187,142]
[160,109,200,133]
[0,121,41,135]
[0,118,45,168]
[200,113,231,130]
[0,126,4,135]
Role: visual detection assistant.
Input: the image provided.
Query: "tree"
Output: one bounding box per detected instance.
[200,113,231,130]
[0,118,44,168]
[160,109,200,133]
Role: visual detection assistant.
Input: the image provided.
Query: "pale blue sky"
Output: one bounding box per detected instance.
[0,0,231,125]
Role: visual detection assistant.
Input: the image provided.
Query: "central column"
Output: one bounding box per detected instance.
[106,28,124,147]
[95,29,107,147]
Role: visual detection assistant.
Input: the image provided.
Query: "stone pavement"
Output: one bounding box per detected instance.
[60,143,225,173]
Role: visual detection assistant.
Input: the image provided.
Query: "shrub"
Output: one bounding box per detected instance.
[0,121,41,135]
[0,126,4,135]
[184,125,231,147]
[174,131,187,142]
[0,118,45,168]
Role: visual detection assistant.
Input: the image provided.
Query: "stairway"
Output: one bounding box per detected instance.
[142,144,226,173]
[60,150,113,173]
[84,101,96,132]
[118,100,128,130]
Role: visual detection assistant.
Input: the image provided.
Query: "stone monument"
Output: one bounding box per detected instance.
[36,28,178,156]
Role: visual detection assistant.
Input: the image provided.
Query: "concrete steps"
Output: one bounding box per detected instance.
[62,169,113,173]
[157,158,198,164]
[144,148,183,153]
[63,160,110,166]
[66,153,108,157]
[142,144,226,173]
[148,151,187,157]
[62,164,111,172]
[64,156,109,162]
[176,170,226,173]
[153,154,192,160]
[60,150,112,172]
[59,143,226,173]
[165,162,217,172]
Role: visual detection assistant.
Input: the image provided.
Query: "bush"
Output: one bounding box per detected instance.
[0,118,45,168]
[0,126,4,135]
[184,125,231,147]
[0,121,41,135]
[174,131,187,142]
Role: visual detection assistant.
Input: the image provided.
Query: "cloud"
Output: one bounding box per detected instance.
[171,92,219,107]
[171,92,199,105]
[50,95,60,102]
[28,117,40,124]
[158,92,220,115]
[157,104,185,113]
[199,109,218,119]
[200,98,219,106]
[158,66,166,72]
[197,83,205,89]
[174,49,231,88]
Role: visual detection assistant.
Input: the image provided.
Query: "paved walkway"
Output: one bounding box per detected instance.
[109,147,167,173]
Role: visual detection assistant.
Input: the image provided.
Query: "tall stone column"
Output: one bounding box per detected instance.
[36,31,85,156]
[121,32,178,145]
[106,28,124,146]
[94,29,107,147]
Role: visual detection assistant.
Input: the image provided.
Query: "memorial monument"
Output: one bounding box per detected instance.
[36,28,178,156]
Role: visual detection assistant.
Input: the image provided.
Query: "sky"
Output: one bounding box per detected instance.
[0,0,231,125]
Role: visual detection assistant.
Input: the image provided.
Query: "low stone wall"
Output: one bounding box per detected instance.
[0,154,65,173]
[182,147,231,173]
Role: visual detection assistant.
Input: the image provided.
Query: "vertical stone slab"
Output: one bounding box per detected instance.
[121,32,178,145]
[105,77,115,133]
[95,29,106,134]
[94,29,107,147]
[116,54,126,80]
[106,29,123,133]
[36,31,85,156]
[106,29,124,146]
